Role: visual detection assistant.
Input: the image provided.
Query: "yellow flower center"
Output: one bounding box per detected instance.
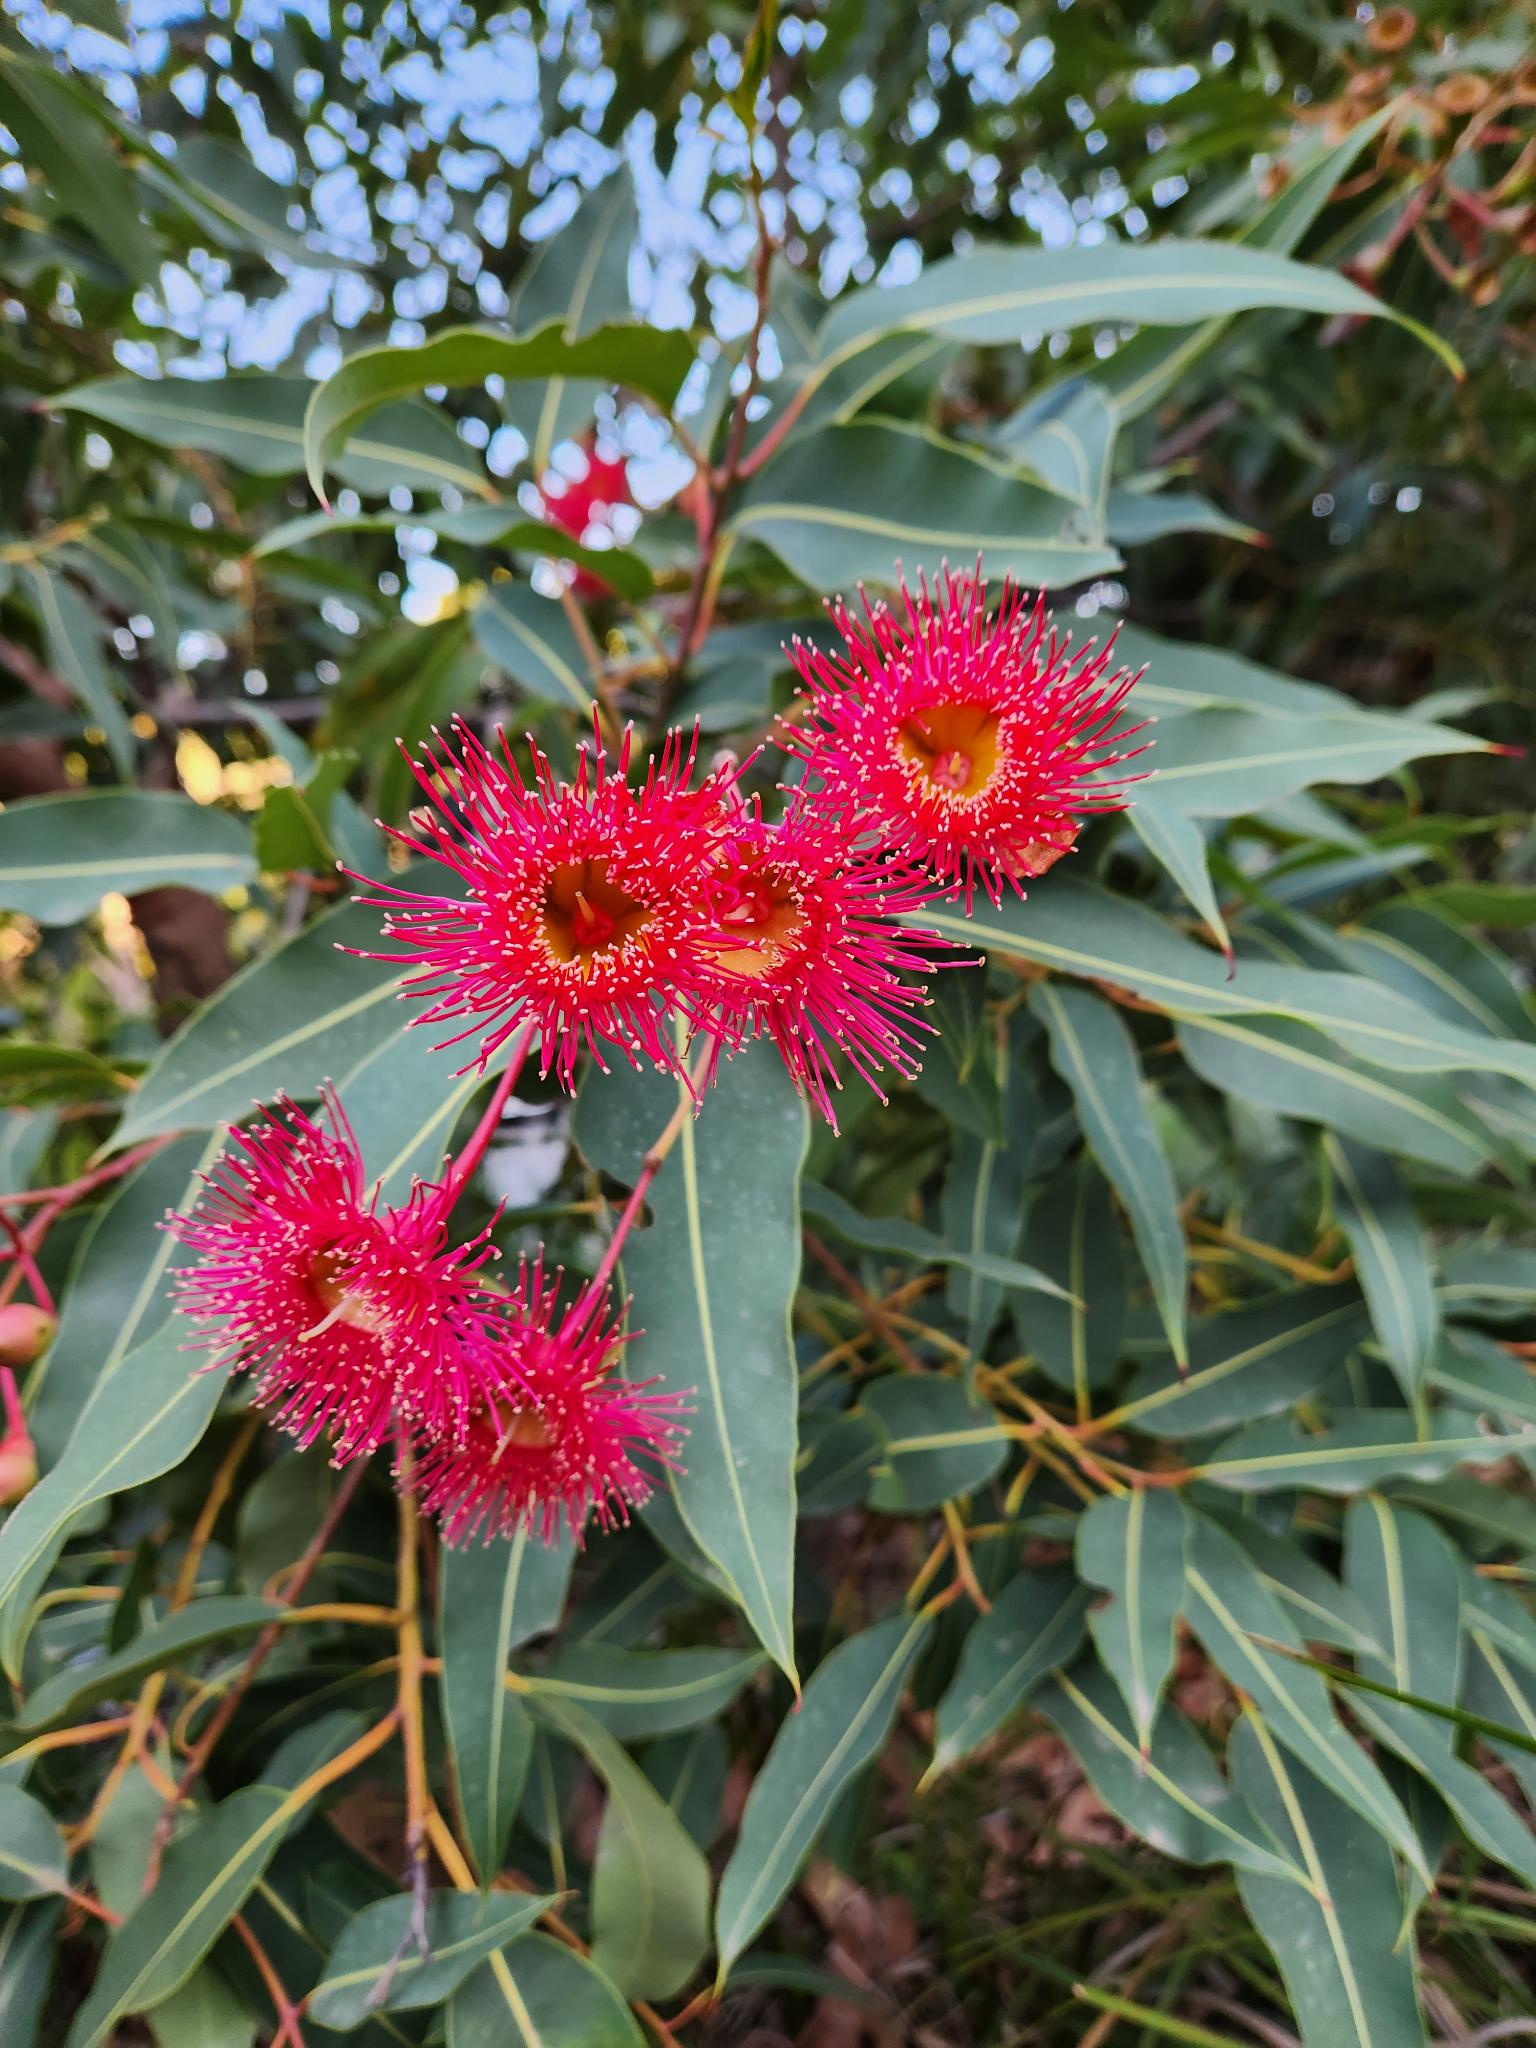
[710,870,806,981]
[306,1248,388,1336]
[541,858,651,965]
[897,701,1002,797]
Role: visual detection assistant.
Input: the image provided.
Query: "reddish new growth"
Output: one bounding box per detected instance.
[786,570,1147,909]
[166,1088,510,1460]
[694,796,956,1130]
[543,445,633,597]
[408,1258,684,1544]
[352,720,738,1090]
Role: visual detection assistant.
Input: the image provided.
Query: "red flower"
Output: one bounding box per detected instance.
[166,1088,511,1461]
[409,1259,685,1545]
[692,795,956,1130]
[542,446,633,598]
[353,720,738,1091]
[786,570,1147,909]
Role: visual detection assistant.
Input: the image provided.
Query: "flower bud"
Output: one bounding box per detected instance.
[0,1428,38,1505]
[0,1304,55,1370]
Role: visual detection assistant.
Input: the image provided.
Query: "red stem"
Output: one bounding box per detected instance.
[440,1025,535,1206]
[0,1135,175,1208]
[0,1207,55,1314]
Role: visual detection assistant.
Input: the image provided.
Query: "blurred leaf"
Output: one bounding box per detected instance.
[1148,705,1484,818]
[11,1594,282,1733]
[715,1614,930,1981]
[471,584,593,714]
[1228,1712,1428,2048]
[0,50,157,279]
[0,1789,68,1901]
[0,1043,134,1106]
[801,1182,1070,1301]
[448,1937,643,2048]
[1076,1490,1188,1753]
[574,1043,807,1683]
[0,793,254,924]
[862,1374,1009,1511]
[1017,1156,1127,1402]
[927,1567,1090,1779]
[1324,1136,1439,1411]
[941,1125,1027,1351]
[1343,1497,1461,1720]
[16,565,133,778]
[530,1696,710,2001]
[309,1891,552,2027]
[527,1646,765,1740]
[254,751,359,874]
[0,1901,61,2048]
[1196,1408,1536,1494]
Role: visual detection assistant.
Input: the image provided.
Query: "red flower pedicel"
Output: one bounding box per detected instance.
[787,569,1147,909]
[166,1088,512,1460]
[353,720,737,1090]
[409,1259,685,1544]
[693,796,956,1129]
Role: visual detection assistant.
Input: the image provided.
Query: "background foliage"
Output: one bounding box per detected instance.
[0,1,1533,2043]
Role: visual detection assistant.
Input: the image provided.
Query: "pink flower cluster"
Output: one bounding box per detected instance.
[168,568,1143,1547]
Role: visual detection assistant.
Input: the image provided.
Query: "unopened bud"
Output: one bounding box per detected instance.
[0,1429,38,1505]
[0,1304,54,1369]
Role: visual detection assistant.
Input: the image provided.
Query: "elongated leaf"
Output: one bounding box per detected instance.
[57,376,490,498]
[530,1696,710,2001]
[112,890,418,1147]
[715,1614,931,1981]
[1147,705,1483,818]
[941,1127,1027,1350]
[1353,1689,1536,1894]
[448,1938,643,2048]
[26,1129,214,1466]
[1016,1156,1126,1401]
[927,1567,1090,1780]
[11,1594,283,1733]
[1076,1490,1188,1752]
[1197,1408,1536,1494]
[440,1528,573,1885]
[1228,1712,1427,2048]
[1348,903,1536,1047]
[0,50,157,279]
[1210,1518,1378,1656]
[310,1891,552,2027]
[17,564,133,777]
[527,1646,765,1740]
[1343,1496,1461,1721]
[472,583,593,713]
[304,321,694,502]
[1325,1135,1438,1410]
[1437,1243,1536,1322]
[729,421,1116,593]
[1183,1513,1427,1881]
[0,1323,222,1682]
[801,1182,1069,1301]
[0,1789,68,1901]
[0,1900,60,2048]
[818,237,1456,385]
[1127,795,1232,958]
[65,1715,364,2048]
[0,793,254,925]
[1108,1286,1367,1441]
[1035,1660,1303,1883]
[862,1374,1009,1511]
[1035,984,1186,1366]
[995,380,1115,521]
[1429,1328,1536,1426]
[574,1043,807,1682]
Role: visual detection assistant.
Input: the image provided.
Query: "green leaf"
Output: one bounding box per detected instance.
[448,1938,643,2048]
[529,1696,710,2002]
[65,1716,363,2048]
[0,1901,60,2048]
[0,793,254,924]
[1196,1408,1536,1494]
[1353,1686,1536,1895]
[1017,1156,1127,1403]
[1106,1288,1368,1440]
[941,1127,1027,1350]
[1035,1659,1303,1883]
[0,1323,222,1683]
[526,1646,765,1740]
[995,380,1115,521]
[729,421,1117,593]
[303,320,694,504]
[1148,705,1484,819]
[17,564,133,777]
[440,1528,572,1885]
[111,890,420,1147]
[26,1130,215,1466]
[1347,903,1536,1048]
[1127,796,1232,960]
[1076,1490,1189,1752]
[0,1043,134,1107]
[1438,1242,1536,1322]
[926,1567,1090,1780]
[309,1891,553,2028]
[714,1613,930,1982]
[862,1374,1009,1511]
[573,1042,807,1683]
[1207,1517,1378,1656]
[800,1182,1070,1302]
[56,376,491,499]
[140,1967,257,2048]
[817,237,1458,370]
[9,1594,283,1733]
[1228,1712,1428,2048]
[504,173,641,472]
[253,751,359,874]
[471,584,593,714]
[0,50,157,280]
[0,1788,68,1901]
[1106,486,1259,548]
[1428,1328,1536,1426]
[1342,1497,1461,1717]
[1183,1513,1428,1881]
[145,133,317,266]
[1035,984,1187,1367]
[1324,1136,1439,1411]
